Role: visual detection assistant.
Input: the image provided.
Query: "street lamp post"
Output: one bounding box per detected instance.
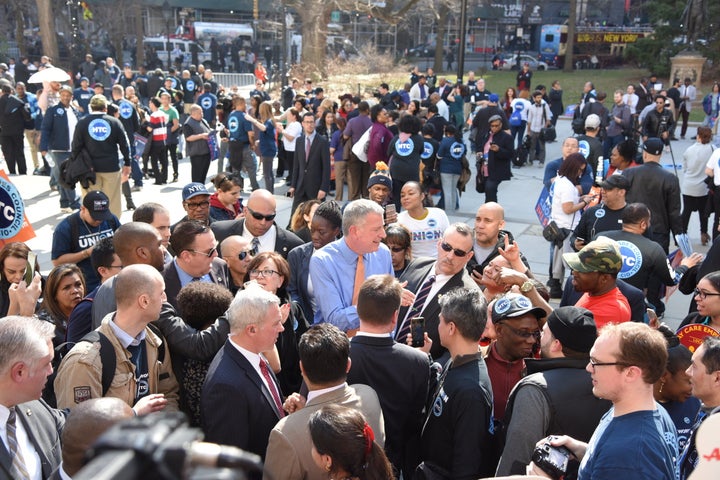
[455,0,468,84]
[162,0,172,71]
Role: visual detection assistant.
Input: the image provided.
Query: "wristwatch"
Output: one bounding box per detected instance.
[520,281,535,293]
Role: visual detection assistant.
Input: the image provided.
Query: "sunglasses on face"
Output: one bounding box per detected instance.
[440,241,470,257]
[247,206,276,222]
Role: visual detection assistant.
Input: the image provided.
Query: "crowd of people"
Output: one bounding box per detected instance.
[2,55,720,480]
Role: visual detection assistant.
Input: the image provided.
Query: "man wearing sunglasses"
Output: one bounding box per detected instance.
[497,306,611,477]
[164,220,229,313]
[395,223,478,364]
[529,323,678,480]
[211,189,303,259]
[172,182,220,232]
[220,235,254,294]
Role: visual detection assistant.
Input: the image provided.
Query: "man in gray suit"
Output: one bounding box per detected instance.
[263,323,385,480]
[0,316,65,480]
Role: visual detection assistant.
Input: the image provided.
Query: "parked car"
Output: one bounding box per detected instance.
[501,54,548,71]
[408,43,436,58]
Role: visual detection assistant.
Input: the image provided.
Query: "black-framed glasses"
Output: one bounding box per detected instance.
[497,322,541,340]
[247,206,276,222]
[188,246,217,257]
[440,241,470,257]
[694,288,720,300]
[588,359,632,373]
[184,200,210,209]
[249,269,280,278]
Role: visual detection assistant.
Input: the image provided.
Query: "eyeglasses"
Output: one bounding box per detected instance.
[247,206,276,222]
[440,241,470,257]
[497,322,541,340]
[588,359,632,373]
[184,200,210,210]
[106,265,123,270]
[388,246,407,253]
[249,269,280,278]
[188,246,217,257]
[694,288,720,300]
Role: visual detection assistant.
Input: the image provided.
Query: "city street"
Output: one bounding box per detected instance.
[6,116,708,329]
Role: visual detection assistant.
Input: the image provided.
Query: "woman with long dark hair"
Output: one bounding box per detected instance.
[0,242,42,317]
[309,405,395,480]
[209,173,244,221]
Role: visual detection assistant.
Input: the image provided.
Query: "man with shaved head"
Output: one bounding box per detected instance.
[58,397,134,477]
[467,202,529,285]
[220,235,254,293]
[55,264,180,413]
[211,189,303,258]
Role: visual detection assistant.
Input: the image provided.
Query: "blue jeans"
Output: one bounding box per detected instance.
[49,151,80,209]
[440,172,460,211]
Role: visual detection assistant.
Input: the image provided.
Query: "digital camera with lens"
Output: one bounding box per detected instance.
[532,440,573,479]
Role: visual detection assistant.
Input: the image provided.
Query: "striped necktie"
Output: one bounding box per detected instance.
[6,408,31,479]
[396,274,436,343]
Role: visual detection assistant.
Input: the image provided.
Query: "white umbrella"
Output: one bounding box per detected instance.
[28,67,71,84]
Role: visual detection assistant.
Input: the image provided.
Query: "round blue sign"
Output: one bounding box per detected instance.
[450,141,465,159]
[88,118,111,141]
[119,100,134,120]
[617,240,642,279]
[201,97,213,109]
[395,138,415,157]
[186,80,195,92]
[421,141,434,160]
[228,116,239,133]
[0,176,25,239]
[578,140,590,159]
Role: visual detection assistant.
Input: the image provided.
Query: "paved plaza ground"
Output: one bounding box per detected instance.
[6,117,709,329]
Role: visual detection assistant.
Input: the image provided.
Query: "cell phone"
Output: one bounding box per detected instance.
[385,204,396,216]
[473,264,484,275]
[410,317,425,348]
[24,252,36,285]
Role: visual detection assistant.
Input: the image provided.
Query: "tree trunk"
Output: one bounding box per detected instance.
[134,2,145,67]
[434,4,448,72]
[295,3,331,78]
[35,0,58,63]
[564,0,577,72]
[13,7,26,57]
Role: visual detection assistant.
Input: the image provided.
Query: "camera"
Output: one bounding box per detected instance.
[532,440,572,480]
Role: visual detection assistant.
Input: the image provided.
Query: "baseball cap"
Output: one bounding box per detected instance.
[491,293,546,323]
[563,236,622,274]
[182,182,210,201]
[0,63,7,71]
[643,137,664,156]
[600,174,630,191]
[83,191,112,222]
[546,306,597,353]
[80,76,89,83]
[585,114,601,129]
[488,93,500,103]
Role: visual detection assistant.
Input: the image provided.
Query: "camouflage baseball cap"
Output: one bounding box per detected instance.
[563,236,622,274]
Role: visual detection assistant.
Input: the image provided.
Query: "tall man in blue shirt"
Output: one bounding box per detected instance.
[310,199,412,332]
[226,96,258,190]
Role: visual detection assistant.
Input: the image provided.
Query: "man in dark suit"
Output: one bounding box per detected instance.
[348,274,432,478]
[164,219,230,312]
[288,112,331,214]
[395,223,479,363]
[0,316,65,480]
[201,285,286,458]
[477,114,516,203]
[212,189,303,259]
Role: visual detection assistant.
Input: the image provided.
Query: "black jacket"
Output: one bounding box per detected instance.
[72,112,131,171]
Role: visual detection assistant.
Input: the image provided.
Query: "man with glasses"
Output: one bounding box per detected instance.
[486,292,546,422]
[679,336,720,479]
[220,235,254,294]
[497,306,611,476]
[395,223,479,363]
[530,322,678,480]
[212,189,303,261]
[163,220,229,313]
[288,112,330,215]
[172,182,219,233]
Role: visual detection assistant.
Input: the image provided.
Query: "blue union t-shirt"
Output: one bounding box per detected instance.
[579,406,678,480]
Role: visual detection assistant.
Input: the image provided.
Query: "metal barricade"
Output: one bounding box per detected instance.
[213,73,255,88]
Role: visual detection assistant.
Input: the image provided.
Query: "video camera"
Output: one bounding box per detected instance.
[74,412,264,480]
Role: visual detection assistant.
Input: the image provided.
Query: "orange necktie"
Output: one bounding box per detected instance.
[352,254,365,306]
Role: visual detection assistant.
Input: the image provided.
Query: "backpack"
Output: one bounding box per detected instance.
[79,323,166,396]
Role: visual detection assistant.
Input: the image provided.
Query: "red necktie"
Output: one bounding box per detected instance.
[259,358,285,417]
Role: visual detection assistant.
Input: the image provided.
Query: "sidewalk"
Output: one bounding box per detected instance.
[5,117,708,329]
